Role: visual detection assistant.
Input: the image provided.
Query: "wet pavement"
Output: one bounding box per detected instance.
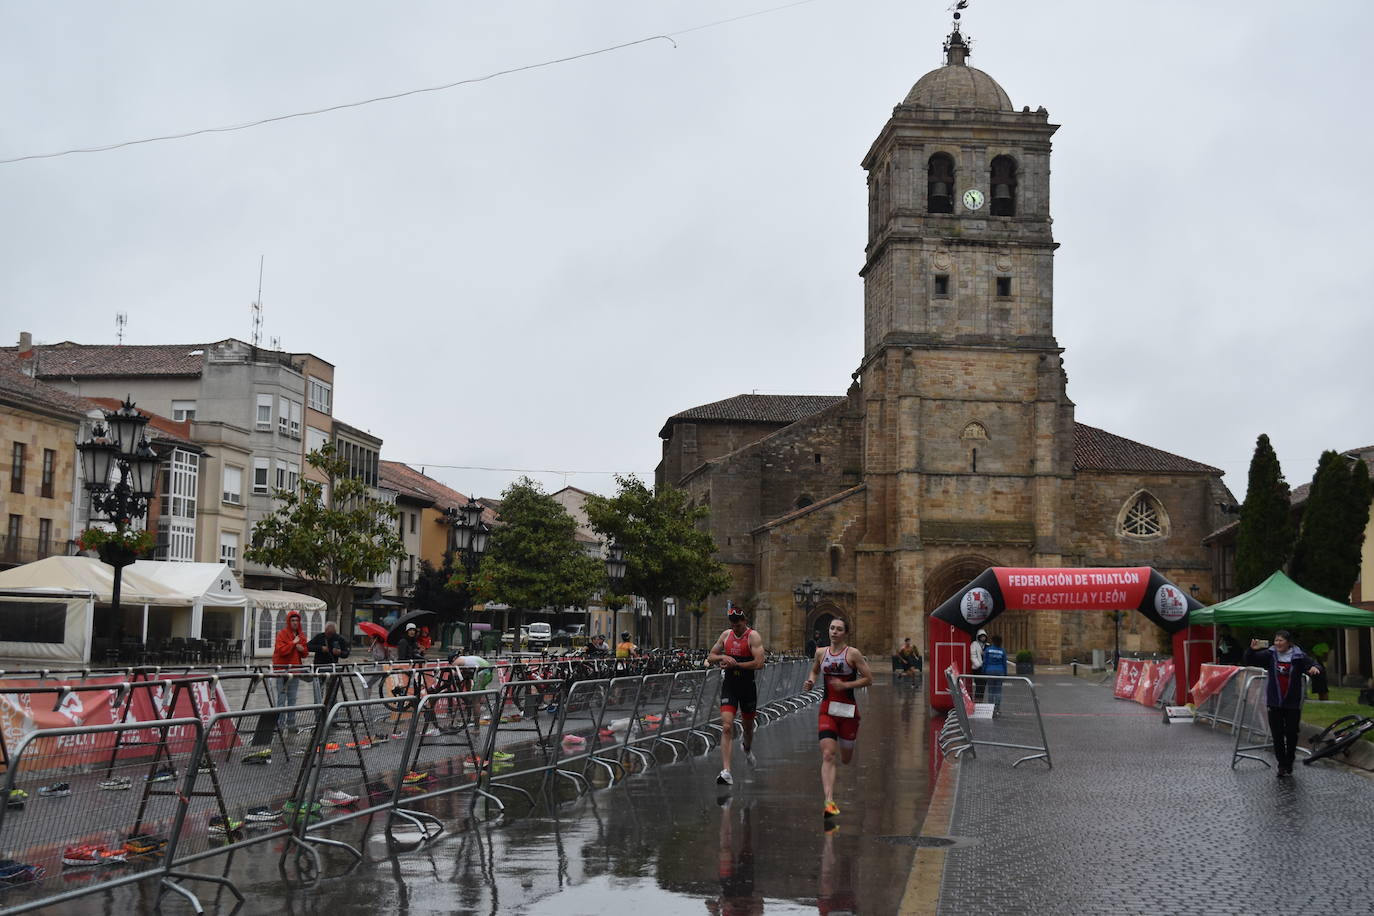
[939,676,1374,916]
[19,674,936,914]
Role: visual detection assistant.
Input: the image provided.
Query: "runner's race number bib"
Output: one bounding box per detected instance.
[827,701,857,719]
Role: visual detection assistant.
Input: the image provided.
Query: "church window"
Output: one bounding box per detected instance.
[927,154,955,214]
[960,421,988,440]
[1119,492,1169,540]
[830,546,841,577]
[934,274,951,298]
[995,276,1012,298]
[795,494,814,510]
[990,155,1017,216]
[814,453,823,464]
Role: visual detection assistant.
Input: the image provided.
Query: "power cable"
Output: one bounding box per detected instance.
[0,0,820,166]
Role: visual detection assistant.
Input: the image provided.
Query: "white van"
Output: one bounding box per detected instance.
[526,622,552,646]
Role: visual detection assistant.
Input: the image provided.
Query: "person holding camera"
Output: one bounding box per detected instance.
[1244,630,1322,777]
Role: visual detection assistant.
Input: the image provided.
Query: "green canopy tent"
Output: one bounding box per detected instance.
[1190,571,1374,629]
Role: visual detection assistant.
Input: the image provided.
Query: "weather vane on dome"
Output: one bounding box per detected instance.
[945,0,973,63]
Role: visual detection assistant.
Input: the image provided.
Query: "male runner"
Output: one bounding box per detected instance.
[803,617,872,818]
[707,605,765,786]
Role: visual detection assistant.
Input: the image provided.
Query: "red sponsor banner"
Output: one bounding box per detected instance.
[1191,664,1241,707]
[1133,661,1158,706]
[0,677,238,770]
[0,677,124,767]
[1114,658,1146,699]
[1149,659,1176,706]
[995,567,1153,612]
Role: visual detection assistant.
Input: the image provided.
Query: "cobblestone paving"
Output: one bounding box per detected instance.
[939,677,1374,916]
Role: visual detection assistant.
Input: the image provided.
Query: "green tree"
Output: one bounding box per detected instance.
[1234,433,1295,593]
[477,478,603,637]
[584,474,731,648]
[1291,451,1374,602]
[246,443,405,637]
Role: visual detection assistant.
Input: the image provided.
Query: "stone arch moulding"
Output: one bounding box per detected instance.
[1117,489,1170,540]
[924,554,1000,611]
[960,421,989,440]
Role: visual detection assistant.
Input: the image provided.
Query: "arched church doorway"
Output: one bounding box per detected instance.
[925,555,1032,654]
[806,604,850,646]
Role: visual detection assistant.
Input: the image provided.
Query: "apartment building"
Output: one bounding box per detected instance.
[11,335,367,581]
[0,354,86,568]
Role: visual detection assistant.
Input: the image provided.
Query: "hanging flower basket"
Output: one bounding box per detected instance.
[78,527,154,569]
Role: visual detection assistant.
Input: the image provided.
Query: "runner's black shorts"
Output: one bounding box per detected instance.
[720,675,758,718]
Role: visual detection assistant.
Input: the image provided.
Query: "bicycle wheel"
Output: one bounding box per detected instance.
[378,669,415,712]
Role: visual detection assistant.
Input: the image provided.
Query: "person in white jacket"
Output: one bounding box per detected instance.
[969,630,988,700]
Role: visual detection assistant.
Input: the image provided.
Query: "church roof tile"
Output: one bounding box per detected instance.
[660,393,845,438]
[1074,423,1222,475]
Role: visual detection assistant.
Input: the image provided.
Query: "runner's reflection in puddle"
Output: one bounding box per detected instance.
[708,794,762,916]
[817,824,856,916]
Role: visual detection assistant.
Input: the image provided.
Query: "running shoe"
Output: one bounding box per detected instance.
[61,844,125,867]
[402,770,430,784]
[0,859,45,884]
[390,733,407,741]
[208,815,243,835]
[281,800,323,824]
[491,750,514,762]
[421,727,441,738]
[241,748,272,765]
[823,800,840,818]
[146,768,175,783]
[38,782,71,797]
[320,789,359,807]
[197,757,214,771]
[99,776,132,791]
[323,742,340,754]
[123,835,167,856]
[716,769,733,786]
[745,748,758,768]
[345,738,372,750]
[6,789,25,810]
[597,727,616,738]
[281,799,323,815]
[244,806,281,822]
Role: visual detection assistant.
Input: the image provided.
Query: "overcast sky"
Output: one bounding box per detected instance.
[3,1,1371,504]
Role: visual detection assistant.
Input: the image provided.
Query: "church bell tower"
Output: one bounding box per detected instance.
[853,19,1077,647]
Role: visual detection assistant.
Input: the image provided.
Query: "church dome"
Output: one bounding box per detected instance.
[903,64,1012,110]
[902,29,1012,111]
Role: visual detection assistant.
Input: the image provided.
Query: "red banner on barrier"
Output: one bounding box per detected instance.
[0,677,238,770]
[1191,663,1241,707]
[1133,661,1158,706]
[1150,659,1175,706]
[1114,658,1145,699]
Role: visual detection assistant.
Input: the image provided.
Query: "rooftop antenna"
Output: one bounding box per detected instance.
[250,256,264,347]
[115,312,127,345]
[270,335,281,351]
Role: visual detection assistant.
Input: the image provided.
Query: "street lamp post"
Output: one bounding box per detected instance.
[77,399,163,648]
[1112,611,1124,667]
[604,539,627,642]
[793,578,819,614]
[445,496,489,651]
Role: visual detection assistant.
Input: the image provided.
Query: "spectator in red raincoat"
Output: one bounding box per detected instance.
[272,610,308,729]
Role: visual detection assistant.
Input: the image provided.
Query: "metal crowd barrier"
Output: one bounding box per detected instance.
[1230,672,1312,769]
[0,657,817,913]
[1193,666,1260,731]
[947,671,1052,768]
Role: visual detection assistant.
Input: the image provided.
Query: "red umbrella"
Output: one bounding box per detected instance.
[359,621,389,642]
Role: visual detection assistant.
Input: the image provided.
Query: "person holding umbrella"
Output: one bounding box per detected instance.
[396,623,424,662]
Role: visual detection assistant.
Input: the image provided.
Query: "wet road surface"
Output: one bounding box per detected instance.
[26,675,935,914]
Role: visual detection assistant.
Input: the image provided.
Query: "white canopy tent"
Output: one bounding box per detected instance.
[0,557,260,664]
[242,588,328,658]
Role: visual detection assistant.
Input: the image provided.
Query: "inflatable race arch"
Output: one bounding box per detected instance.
[927,567,1213,711]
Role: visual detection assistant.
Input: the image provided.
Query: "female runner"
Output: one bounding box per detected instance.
[802,617,872,818]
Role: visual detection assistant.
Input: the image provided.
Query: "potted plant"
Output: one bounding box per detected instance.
[1014,649,1035,676]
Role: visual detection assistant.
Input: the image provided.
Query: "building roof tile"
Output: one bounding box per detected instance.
[5,341,219,379]
[0,356,91,420]
[379,461,498,523]
[1073,423,1222,475]
[660,393,846,438]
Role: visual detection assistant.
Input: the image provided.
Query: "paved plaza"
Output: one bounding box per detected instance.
[934,675,1374,916]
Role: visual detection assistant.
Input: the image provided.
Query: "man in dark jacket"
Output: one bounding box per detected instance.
[1244,630,1322,777]
[307,621,351,704]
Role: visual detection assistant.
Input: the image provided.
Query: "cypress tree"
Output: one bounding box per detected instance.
[1234,434,1295,593]
[1290,451,1371,602]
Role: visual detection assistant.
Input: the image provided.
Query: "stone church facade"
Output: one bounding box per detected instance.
[656,29,1234,664]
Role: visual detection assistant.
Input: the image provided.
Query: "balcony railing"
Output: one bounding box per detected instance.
[0,536,80,566]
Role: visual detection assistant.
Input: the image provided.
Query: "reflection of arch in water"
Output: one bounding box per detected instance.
[806,602,851,643]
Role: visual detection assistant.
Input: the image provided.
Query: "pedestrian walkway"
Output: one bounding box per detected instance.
[935,676,1374,916]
